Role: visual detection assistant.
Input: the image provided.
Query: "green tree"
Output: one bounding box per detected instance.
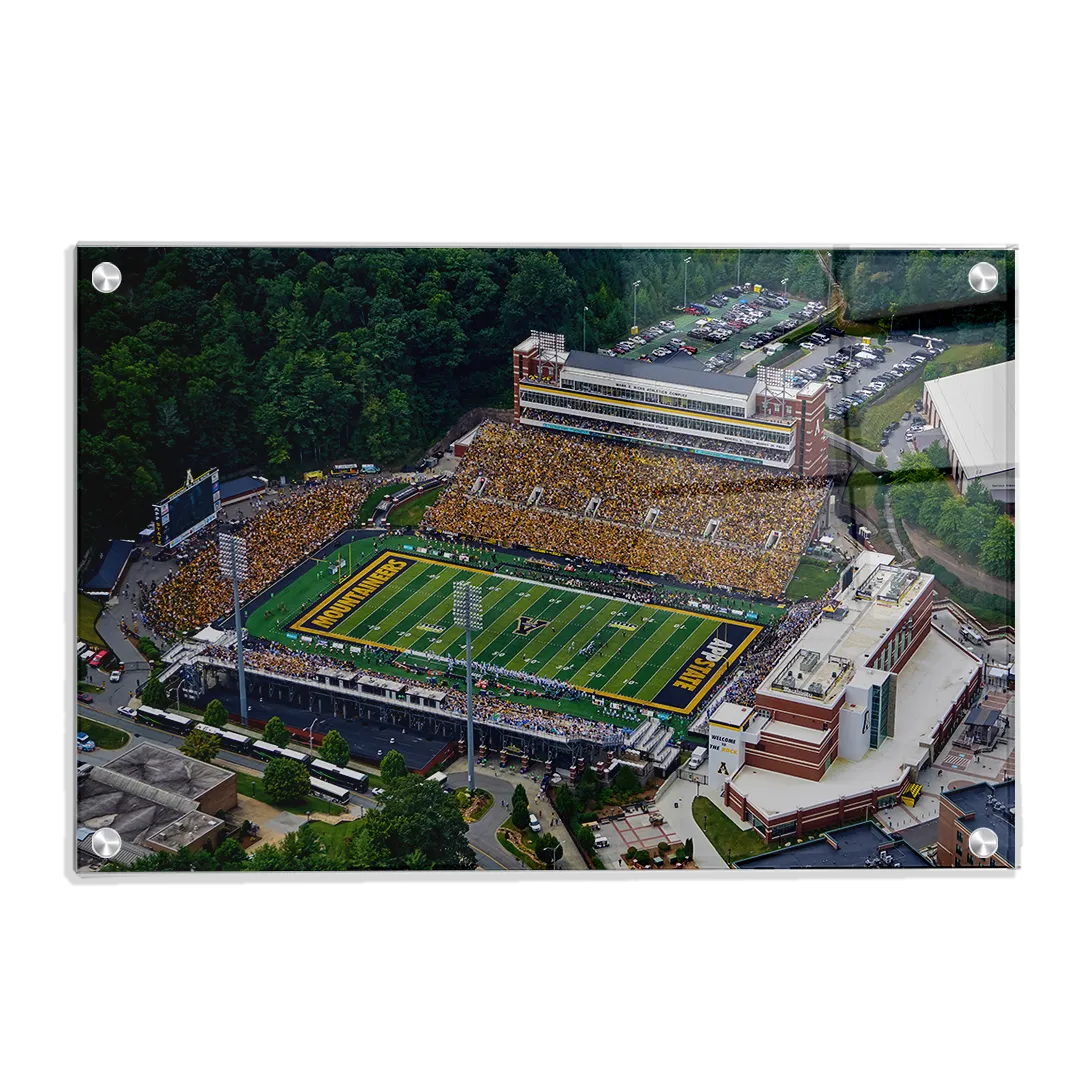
[554,783,576,823]
[213,837,249,868]
[263,715,289,748]
[141,677,166,708]
[500,251,576,337]
[263,757,311,804]
[873,453,888,471]
[936,496,967,548]
[77,656,88,681]
[511,796,531,832]
[380,749,408,782]
[958,503,999,558]
[924,440,951,472]
[609,766,641,800]
[352,774,475,870]
[979,515,1015,580]
[320,729,350,768]
[577,825,596,856]
[964,477,996,510]
[535,832,563,868]
[180,726,221,763]
[138,636,161,660]
[684,837,694,862]
[574,768,602,807]
[203,698,228,728]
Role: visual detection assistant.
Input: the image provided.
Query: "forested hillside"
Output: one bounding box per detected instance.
[76,246,1009,546]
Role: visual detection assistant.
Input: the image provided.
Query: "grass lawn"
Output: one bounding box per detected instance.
[78,594,106,647]
[386,486,443,527]
[848,466,880,520]
[692,797,773,862]
[357,482,409,523]
[232,771,346,817]
[76,716,130,749]
[305,818,363,859]
[834,342,1006,451]
[785,558,839,601]
[77,682,104,693]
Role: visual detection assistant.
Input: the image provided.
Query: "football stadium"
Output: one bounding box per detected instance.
[138,330,836,769]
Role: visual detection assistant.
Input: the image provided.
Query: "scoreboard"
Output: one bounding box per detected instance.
[153,468,220,549]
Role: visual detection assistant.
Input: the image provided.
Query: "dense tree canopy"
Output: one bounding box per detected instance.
[78,246,1010,553]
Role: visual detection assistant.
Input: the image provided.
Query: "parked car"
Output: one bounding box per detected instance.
[110,669,122,682]
[529,814,542,834]
[89,650,107,668]
[77,732,96,753]
[78,692,94,704]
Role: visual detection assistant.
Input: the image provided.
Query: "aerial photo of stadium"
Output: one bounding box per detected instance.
[75,245,1017,875]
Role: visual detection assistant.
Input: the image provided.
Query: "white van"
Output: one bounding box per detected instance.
[528,814,542,834]
[959,626,985,646]
[594,835,610,849]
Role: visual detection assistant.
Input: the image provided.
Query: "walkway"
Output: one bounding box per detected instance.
[826,429,878,465]
[882,489,914,563]
[652,779,730,869]
[905,521,1014,599]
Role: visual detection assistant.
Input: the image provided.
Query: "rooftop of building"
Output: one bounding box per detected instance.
[145,809,223,852]
[735,821,932,869]
[923,360,1014,479]
[734,626,981,818]
[943,778,1016,866]
[102,741,233,802]
[560,349,756,398]
[760,553,934,706]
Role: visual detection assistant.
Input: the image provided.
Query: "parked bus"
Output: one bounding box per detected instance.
[194,723,254,755]
[333,766,370,793]
[252,740,312,766]
[137,705,195,736]
[309,775,351,805]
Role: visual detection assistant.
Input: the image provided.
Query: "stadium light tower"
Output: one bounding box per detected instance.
[583,304,589,351]
[218,533,249,726]
[683,256,692,308]
[632,280,641,329]
[453,581,483,792]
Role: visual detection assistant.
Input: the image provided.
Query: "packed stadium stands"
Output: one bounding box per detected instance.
[422,423,827,598]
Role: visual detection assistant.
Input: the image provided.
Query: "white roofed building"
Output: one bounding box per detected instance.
[922,360,1015,508]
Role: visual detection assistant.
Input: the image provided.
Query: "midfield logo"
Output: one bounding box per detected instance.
[513,616,550,636]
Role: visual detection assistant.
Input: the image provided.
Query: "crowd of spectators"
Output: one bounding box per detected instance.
[422,423,827,598]
[716,587,840,707]
[144,480,374,640]
[519,409,794,462]
[203,642,621,744]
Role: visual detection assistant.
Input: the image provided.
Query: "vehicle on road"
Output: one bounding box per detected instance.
[372,787,386,797]
[117,706,137,718]
[77,692,94,704]
[77,732,96,752]
[529,813,542,833]
[89,650,107,668]
[110,669,121,682]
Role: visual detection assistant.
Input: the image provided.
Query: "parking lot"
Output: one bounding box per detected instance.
[780,333,941,465]
[602,286,825,379]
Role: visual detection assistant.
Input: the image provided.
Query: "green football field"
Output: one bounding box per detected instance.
[270,547,762,715]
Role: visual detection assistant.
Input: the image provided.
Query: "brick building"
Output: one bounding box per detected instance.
[710,552,983,841]
[512,333,828,477]
[936,778,1016,867]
